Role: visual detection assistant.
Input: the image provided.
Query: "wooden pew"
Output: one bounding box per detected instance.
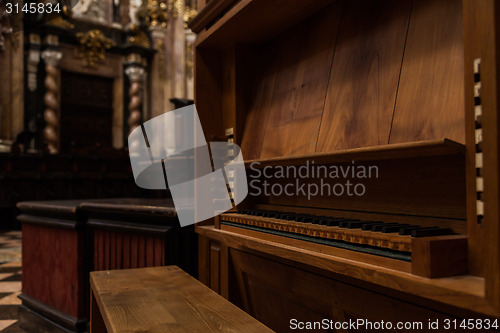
[90,266,273,332]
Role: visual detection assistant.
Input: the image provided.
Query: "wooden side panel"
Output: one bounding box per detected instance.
[209,242,221,293]
[198,234,210,286]
[254,156,466,221]
[195,48,224,141]
[239,52,277,160]
[93,230,166,271]
[22,223,84,318]
[241,2,342,159]
[411,235,468,278]
[123,233,131,269]
[229,249,450,333]
[463,0,500,314]
[389,0,465,144]
[317,0,412,151]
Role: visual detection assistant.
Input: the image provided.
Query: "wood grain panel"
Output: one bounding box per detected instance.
[146,237,154,267]
[210,242,221,293]
[239,52,277,160]
[197,225,497,317]
[90,266,273,332]
[138,236,146,267]
[131,234,138,269]
[252,155,466,221]
[154,238,163,266]
[230,249,340,332]
[123,233,131,269]
[93,231,167,271]
[463,0,500,313]
[317,0,412,151]
[229,249,452,333]
[22,223,84,318]
[389,0,465,144]
[241,1,342,160]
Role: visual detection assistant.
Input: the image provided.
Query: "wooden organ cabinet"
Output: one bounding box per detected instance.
[190,0,500,331]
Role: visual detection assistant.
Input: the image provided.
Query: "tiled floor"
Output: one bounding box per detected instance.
[0,231,24,332]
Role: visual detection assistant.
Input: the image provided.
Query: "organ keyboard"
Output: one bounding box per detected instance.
[219,209,467,277]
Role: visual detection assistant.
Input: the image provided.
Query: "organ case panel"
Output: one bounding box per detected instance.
[192,0,500,322]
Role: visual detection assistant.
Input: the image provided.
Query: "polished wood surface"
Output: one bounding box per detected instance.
[317,0,411,151]
[18,198,195,332]
[390,0,465,144]
[79,198,176,216]
[189,0,237,33]
[411,235,468,278]
[193,0,500,322]
[200,0,466,160]
[255,3,341,159]
[22,222,85,319]
[463,0,500,313]
[93,230,166,271]
[90,266,273,333]
[228,248,454,332]
[197,225,496,317]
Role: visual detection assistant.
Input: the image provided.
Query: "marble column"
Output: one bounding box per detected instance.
[41,49,62,154]
[125,65,146,134]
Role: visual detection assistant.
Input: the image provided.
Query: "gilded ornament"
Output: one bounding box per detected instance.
[75,29,115,68]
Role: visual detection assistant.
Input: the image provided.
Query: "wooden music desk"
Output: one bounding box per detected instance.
[90,266,273,332]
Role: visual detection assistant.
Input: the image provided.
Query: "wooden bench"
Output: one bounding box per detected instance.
[90,266,274,332]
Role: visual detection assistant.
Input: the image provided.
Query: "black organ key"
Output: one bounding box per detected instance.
[320,218,347,226]
[275,213,291,219]
[411,228,454,238]
[381,224,410,233]
[362,222,385,231]
[347,221,381,229]
[371,223,400,232]
[338,220,361,228]
[398,226,429,235]
[312,217,329,224]
[295,215,312,222]
[325,219,342,226]
[263,211,278,218]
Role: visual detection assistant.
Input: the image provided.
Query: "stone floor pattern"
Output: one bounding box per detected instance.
[0,231,24,332]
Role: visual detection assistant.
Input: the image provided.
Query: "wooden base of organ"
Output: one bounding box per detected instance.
[191,0,500,329]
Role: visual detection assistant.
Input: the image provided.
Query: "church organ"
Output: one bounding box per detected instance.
[191,0,500,330]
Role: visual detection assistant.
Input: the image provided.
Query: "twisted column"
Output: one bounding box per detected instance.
[41,49,62,154]
[125,66,146,133]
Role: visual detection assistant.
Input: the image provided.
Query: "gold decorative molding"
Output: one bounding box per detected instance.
[75,29,115,68]
[183,6,197,29]
[137,0,169,28]
[169,0,183,19]
[127,24,151,48]
[47,16,75,30]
